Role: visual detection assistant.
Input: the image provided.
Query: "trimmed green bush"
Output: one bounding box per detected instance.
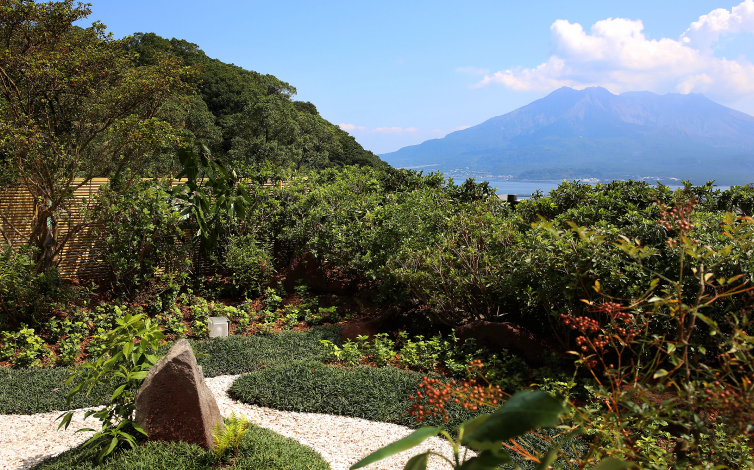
[230,360,585,470]
[0,367,110,414]
[187,326,341,377]
[1,328,341,414]
[30,423,329,470]
[230,359,480,429]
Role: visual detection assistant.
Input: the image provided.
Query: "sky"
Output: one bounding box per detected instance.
[79,0,754,154]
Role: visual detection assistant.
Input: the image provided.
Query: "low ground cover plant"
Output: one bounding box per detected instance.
[30,423,330,470]
[0,327,341,415]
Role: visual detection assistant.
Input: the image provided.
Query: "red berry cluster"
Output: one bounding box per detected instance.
[560,314,600,334]
[657,197,696,233]
[408,362,506,423]
[703,380,753,432]
[561,302,644,369]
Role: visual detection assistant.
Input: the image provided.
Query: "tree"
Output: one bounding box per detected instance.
[125,32,389,172]
[0,0,195,271]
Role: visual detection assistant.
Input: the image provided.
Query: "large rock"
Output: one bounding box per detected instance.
[339,308,400,343]
[283,251,328,292]
[135,339,225,449]
[455,321,547,366]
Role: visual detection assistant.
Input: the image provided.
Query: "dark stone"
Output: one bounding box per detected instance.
[455,321,547,366]
[284,251,328,292]
[134,339,225,449]
[339,308,400,343]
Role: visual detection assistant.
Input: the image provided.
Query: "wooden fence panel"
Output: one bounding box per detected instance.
[0,179,283,282]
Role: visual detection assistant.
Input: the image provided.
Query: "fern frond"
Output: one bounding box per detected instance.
[225,411,251,454]
[211,420,232,460]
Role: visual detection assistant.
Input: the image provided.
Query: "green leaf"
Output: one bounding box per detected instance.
[111,384,127,401]
[98,436,119,463]
[589,457,633,470]
[145,353,160,365]
[129,370,148,380]
[122,341,134,358]
[653,369,669,379]
[459,414,491,442]
[404,452,430,470]
[459,449,512,469]
[131,420,148,436]
[349,427,441,469]
[56,412,73,430]
[463,391,565,446]
[535,448,559,469]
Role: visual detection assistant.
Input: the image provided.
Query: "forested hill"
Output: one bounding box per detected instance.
[127,33,387,175]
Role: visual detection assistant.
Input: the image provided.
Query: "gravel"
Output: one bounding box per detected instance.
[1,374,472,470]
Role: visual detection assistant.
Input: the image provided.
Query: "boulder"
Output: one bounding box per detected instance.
[339,308,400,343]
[135,339,225,449]
[283,251,328,292]
[455,321,547,366]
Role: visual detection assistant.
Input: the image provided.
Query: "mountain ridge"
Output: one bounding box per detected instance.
[380,87,754,184]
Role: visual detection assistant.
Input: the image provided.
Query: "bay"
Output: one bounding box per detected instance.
[451,178,731,198]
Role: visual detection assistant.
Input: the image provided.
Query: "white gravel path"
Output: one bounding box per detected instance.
[1,374,470,470]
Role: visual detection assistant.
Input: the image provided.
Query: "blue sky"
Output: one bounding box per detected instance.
[80,0,754,154]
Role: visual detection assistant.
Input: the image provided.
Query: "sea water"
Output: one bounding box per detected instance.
[451,178,731,198]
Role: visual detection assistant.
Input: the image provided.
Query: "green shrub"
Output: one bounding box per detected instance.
[0,324,54,367]
[0,367,110,414]
[157,306,188,338]
[58,313,166,463]
[230,359,480,429]
[0,245,71,326]
[188,326,341,377]
[57,333,83,366]
[320,338,362,365]
[223,234,275,296]
[30,424,329,470]
[93,180,190,297]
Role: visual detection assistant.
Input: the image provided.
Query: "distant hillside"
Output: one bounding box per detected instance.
[127,33,387,175]
[381,87,754,184]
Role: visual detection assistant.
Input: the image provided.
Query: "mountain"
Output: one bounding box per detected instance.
[380,87,754,184]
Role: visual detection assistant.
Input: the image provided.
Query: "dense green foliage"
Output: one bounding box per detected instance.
[125,32,386,174]
[93,180,191,296]
[5,168,754,367]
[30,423,330,470]
[0,1,194,271]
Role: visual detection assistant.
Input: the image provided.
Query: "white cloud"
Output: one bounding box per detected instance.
[681,0,754,53]
[474,0,754,103]
[338,123,366,131]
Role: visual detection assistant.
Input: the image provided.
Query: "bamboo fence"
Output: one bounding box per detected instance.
[0,178,281,281]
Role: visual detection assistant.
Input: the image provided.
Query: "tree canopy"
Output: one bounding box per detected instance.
[0,0,194,269]
[125,32,387,174]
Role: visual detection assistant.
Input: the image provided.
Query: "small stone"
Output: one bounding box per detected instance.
[135,339,225,449]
